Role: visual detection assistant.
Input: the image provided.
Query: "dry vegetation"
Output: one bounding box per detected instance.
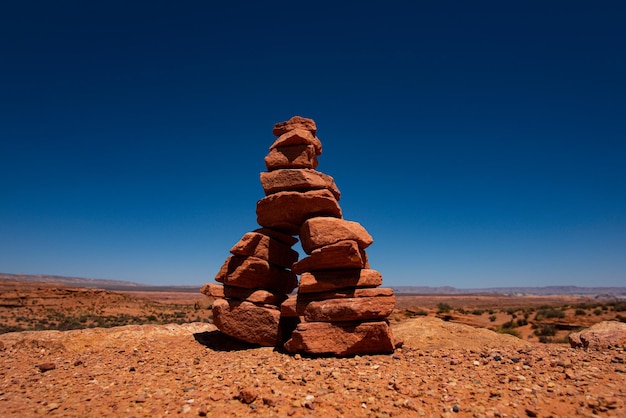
[392,294,626,344]
[2,279,624,347]
[0,280,213,334]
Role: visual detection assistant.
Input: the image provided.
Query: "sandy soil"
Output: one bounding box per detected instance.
[1,318,624,417]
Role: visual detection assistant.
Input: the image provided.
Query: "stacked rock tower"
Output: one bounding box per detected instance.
[201,116,398,356]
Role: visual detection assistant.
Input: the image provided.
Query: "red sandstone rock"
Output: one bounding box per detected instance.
[264,144,318,170]
[215,256,298,294]
[291,240,366,275]
[297,287,393,301]
[229,232,298,268]
[270,129,322,156]
[569,321,626,349]
[284,320,396,356]
[212,298,282,346]
[200,283,225,298]
[253,227,299,246]
[299,269,383,293]
[256,190,342,234]
[272,116,317,136]
[280,294,298,317]
[260,169,340,200]
[300,217,373,254]
[297,294,396,322]
[200,283,286,305]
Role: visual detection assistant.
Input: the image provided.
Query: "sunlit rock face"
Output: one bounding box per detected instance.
[202,116,397,355]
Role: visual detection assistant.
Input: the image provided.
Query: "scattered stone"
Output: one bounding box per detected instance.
[238,388,258,404]
[37,362,56,372]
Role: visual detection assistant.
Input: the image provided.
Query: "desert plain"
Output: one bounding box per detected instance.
[1,278,625,417]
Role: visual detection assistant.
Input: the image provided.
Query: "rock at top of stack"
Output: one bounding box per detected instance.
[257,116,341,235]
[272,115,317,136]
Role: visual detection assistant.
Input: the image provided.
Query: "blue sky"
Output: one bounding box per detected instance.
[1,1,625,287]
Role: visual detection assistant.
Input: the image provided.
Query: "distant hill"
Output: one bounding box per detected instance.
[3,273,624,297]
[0,273,199,292]
[392,285,626,297]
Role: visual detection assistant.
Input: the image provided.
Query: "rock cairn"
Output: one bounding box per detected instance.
[201,116,398,356]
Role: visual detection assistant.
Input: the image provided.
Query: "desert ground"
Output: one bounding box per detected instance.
[1,279,625,417]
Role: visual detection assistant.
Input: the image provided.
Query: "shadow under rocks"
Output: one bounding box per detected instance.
[193,330,261,352]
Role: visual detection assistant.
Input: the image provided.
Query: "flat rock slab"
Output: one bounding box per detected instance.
[230,231,298,268]
[300,217,373,254]
[212,299,282,346]
[299,269,383,293]
[291,240,366,275]
[569,321,626,349]
[215,256,298,294]
[260,169,340,199]
[284,320,396,356]
[200,283,286,305]
[297,295,396,322]
[270,129,322,156]
[256,189,342,234]
[264,144,318,170]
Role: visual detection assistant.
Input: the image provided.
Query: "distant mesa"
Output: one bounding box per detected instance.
[201,116,398,356]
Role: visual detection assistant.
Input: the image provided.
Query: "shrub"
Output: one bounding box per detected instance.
[575,309,586,316]
[535,324,557,337]
[497,327,520,338]
[489,315,497,322]
[437,303,452,314]
[535,308,565,321]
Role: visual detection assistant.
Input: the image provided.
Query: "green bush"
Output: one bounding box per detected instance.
[437,303,452,314]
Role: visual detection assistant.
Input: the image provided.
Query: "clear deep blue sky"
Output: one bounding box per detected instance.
[1,1,625,288]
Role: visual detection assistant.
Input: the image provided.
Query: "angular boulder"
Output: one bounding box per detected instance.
[200,283,286,305]
[298,296,395,322]
[264,144,318,170]
[253,227,299,246]
[260,169,340,200]
[299,269,383,293]
[300,217,373,254]
[212,298,282,346]
[280,294,298,318]
[291,240,366,274]
[229,231,299,268]
[256,189,342,234]
[272,116,317,136]
[284,320,396,356]
[270,129,322,156]
[569,321,626,350]
[215,256,298,294]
